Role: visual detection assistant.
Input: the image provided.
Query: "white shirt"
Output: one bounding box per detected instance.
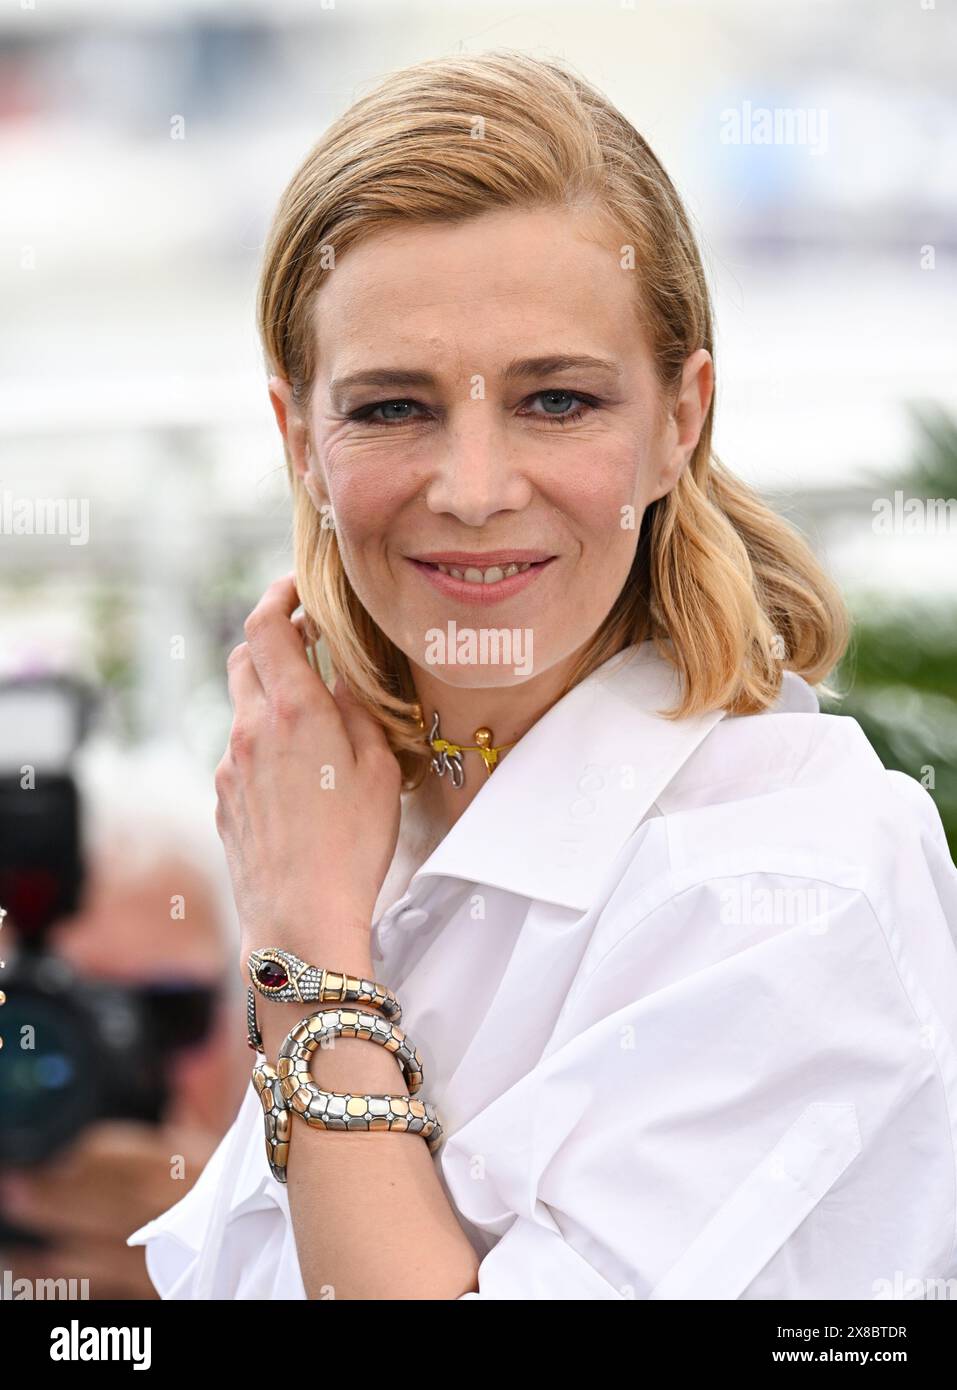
[127,639,957,1299]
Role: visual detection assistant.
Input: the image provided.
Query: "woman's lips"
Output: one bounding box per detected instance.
[406,556,556,605]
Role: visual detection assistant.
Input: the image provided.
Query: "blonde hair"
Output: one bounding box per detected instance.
[256,49,849,789]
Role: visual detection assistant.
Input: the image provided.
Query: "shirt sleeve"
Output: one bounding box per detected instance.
[441,871,957,1300]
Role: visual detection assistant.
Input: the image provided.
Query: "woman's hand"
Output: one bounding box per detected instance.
[214,573,402,971]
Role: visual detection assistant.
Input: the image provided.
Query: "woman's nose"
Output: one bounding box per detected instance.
[423,411,532,525]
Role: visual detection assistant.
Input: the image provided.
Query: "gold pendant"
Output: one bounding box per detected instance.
[413,705,513,789]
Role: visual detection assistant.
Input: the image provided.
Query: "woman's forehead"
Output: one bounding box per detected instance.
[310,211,647,385]
[316,205,629,302]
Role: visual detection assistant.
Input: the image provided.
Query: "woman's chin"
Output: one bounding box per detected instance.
[408,662,541,691]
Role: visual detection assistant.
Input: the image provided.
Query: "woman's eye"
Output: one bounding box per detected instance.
[521,390,596,426]
[349,399,426,425]
[348,390,597,427]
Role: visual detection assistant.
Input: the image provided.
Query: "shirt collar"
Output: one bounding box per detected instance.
[396,640,729,915]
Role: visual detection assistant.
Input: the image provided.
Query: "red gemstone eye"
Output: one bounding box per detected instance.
[257,961,288,989]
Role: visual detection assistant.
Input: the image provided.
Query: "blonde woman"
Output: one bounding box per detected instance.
[128,50,957,1301]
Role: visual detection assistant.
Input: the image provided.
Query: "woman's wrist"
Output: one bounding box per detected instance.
[239,928,377,988]
[240,928,412,1102]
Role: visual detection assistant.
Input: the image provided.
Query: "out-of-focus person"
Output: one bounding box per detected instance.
[0,656,246,1300]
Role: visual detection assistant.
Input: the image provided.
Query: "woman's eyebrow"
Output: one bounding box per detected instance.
[329,355,623,408]
[501,354,623,382]
[329,368,436,408]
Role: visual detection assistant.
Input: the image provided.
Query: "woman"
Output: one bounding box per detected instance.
[128,50,957,1300]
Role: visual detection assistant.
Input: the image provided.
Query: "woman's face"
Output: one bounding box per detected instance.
[273,204,712,688]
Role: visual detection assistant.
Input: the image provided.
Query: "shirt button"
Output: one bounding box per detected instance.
[396,907,429,930]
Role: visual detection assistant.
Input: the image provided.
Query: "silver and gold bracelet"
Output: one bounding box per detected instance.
[246,950,443,1182]
[246,946,402,1053]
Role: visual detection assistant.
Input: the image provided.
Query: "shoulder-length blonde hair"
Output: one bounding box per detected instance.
[256,49,848,790]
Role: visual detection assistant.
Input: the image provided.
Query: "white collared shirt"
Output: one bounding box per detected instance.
[127,640,957,1299]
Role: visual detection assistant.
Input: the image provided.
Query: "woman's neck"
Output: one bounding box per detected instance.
[408,647,584,835]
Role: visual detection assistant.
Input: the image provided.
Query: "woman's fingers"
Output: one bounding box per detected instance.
[243,574,317,699]
[226,640,264,714]
[235,573,391,772]
[291,608,320,648]
[331,673,397,767]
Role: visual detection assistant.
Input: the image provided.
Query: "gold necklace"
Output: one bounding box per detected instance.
[412,704,515,790]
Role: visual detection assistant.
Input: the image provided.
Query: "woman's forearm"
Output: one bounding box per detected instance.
[216,578,476,1296]
[254,947,481,1300]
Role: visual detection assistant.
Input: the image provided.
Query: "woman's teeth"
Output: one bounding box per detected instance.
[432,561,535,585]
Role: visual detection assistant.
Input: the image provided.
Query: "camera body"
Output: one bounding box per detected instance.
[0,947,170,1167]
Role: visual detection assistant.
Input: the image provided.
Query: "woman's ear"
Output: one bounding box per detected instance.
[268,375,328,514]
[301,471,326,513]
[647,349,714,503]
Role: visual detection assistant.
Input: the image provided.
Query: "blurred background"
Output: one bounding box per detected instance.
[0,0,955,1297]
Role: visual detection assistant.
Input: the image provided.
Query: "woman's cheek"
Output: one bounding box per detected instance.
[602,440,648,538]
[547,443,643,544]
[320,433,427,531]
